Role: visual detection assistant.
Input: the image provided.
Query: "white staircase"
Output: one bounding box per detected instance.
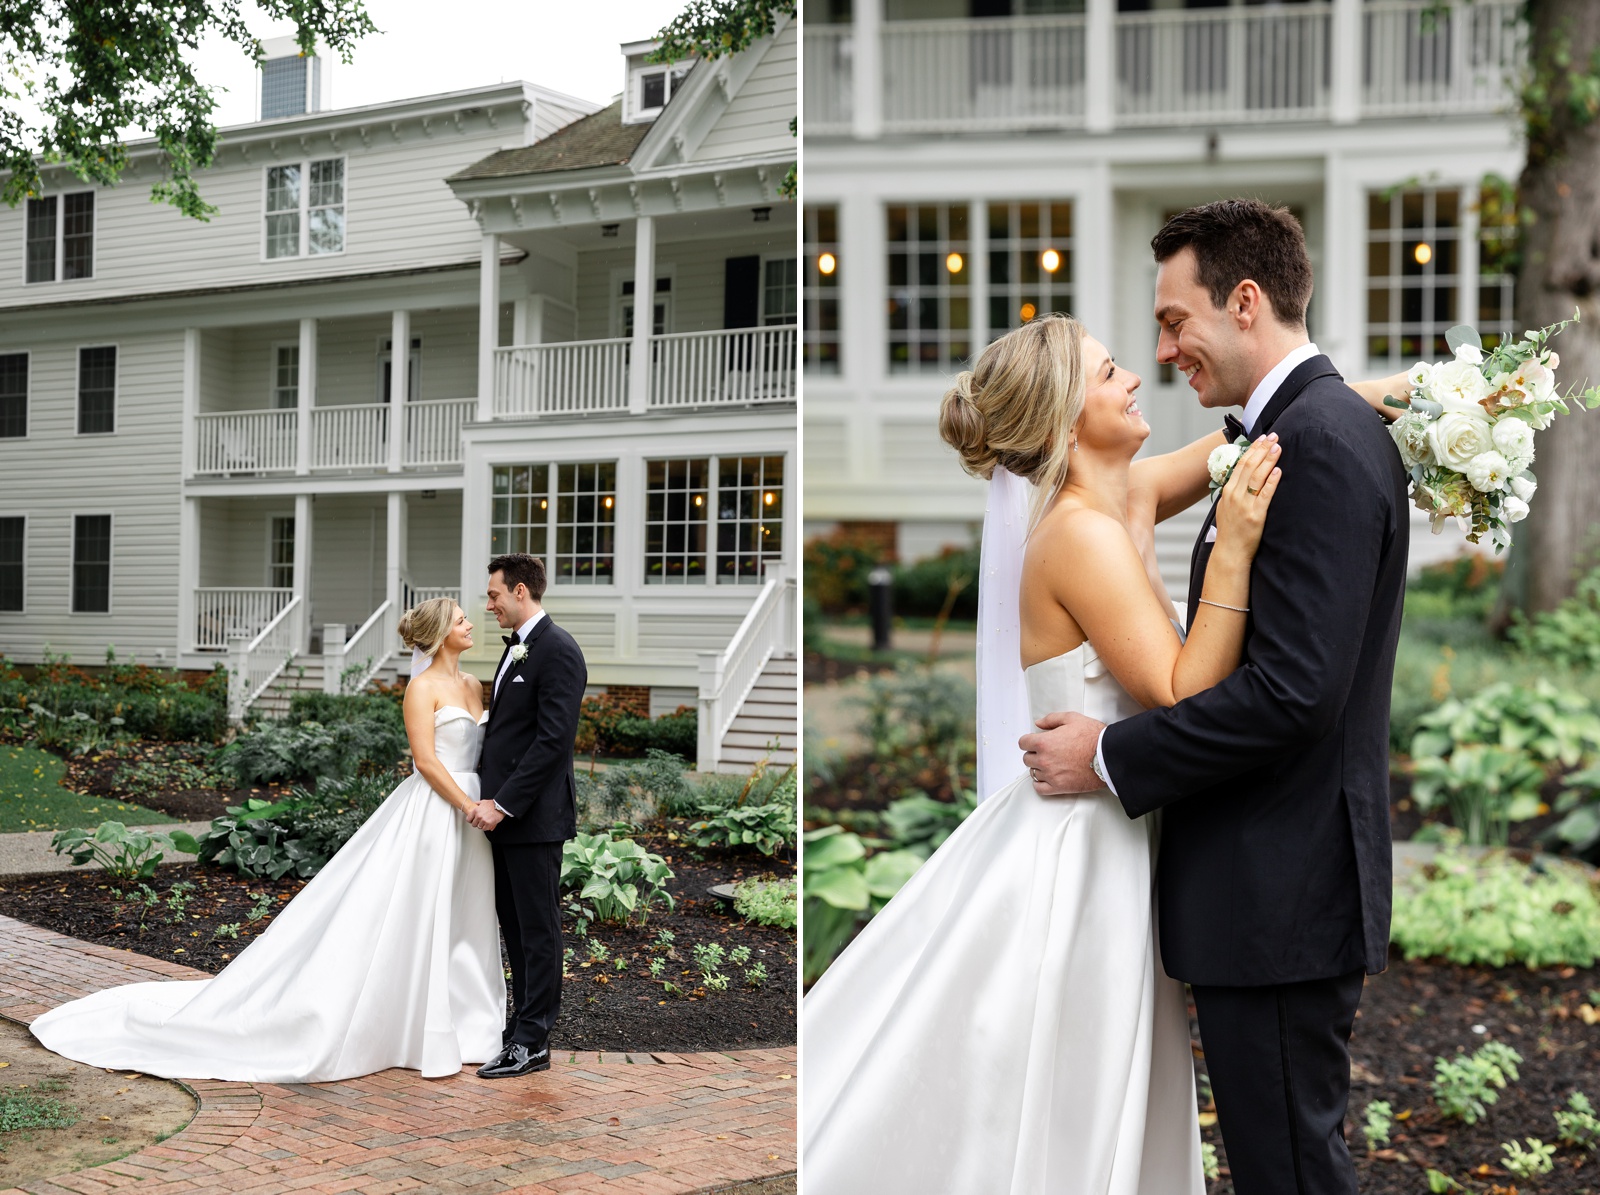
[717,653,798,770]
[252,656,405,719]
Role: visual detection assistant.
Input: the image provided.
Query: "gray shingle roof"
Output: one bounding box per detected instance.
[449,100,648,182]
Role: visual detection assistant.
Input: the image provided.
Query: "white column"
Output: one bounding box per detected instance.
[181,328,200,479]
[1457,194,1480,340]
[1085,0,1115,133]
[295,317,316,476]
[387,309,409,473]
[629,215,656,415]
[176,495,199,657]
[293,492,313,652]
[852,0,883,140]
[477,233,501,423]
[386,490,406,617]
[840,193,885,483]
[1320,154,1357,373]
[1330,0,1361,124]
[1073,165,1115,342]
[967,199,989,354]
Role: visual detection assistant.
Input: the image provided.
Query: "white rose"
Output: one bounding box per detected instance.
[1390,412,1435,468]
[1407,361,1435,394]
[1465,450,1511,493]
[1510,474,1537,503]
[1426,411,1495,470]
[1490,417,1535,464]
[1207,443,1243,487]
[1430,359,1491,414]
[1454,343,1485,365]
[1528,406,1558,430]
[509,643,528,661]
[1502,495,1531,522]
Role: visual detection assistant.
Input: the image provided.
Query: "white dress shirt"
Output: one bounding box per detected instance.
[489,609,545,816]
[1089,342,1319,797]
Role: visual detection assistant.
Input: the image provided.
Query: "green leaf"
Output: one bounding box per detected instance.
[1383,395,1411,409]
[864,849,924,900]
[1446,325,1483,353]
[807,866,871,910]
[802,829,867,871]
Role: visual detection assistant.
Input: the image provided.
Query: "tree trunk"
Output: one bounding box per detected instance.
[1515,0,1600,610]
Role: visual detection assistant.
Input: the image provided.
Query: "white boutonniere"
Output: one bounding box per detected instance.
[510,644,528,662]
[1207,436,1251,495]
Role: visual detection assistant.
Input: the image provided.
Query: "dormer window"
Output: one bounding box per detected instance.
[622,42,692,123]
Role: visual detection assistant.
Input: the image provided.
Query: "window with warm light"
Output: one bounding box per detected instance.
[716,455,784,584]
[491,464,552,560]
[645,458,709,584]
[645,456,786,584]
[804,205,840,374]
[986,201,1074,339]
[556,462,616,584]
[887,204,970,373]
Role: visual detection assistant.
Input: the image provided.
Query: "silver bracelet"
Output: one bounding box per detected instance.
[1197,598,1250,614]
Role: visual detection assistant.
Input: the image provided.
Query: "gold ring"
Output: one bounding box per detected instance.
[1246,485,1259,495]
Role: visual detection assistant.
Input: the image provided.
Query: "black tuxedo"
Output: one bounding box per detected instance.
[477,613,587,1049]
[1101,355,1409,1194]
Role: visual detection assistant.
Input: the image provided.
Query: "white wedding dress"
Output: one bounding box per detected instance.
[803,642,1204,1194]
[31,706,506,1082]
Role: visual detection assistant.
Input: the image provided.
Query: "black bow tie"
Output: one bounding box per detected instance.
[1224,413,1247,441]
[502,634,517,647]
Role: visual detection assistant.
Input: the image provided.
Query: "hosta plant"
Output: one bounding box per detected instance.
[802,825,923,985]
[689,799,797,857]
[560,831,675,924]
[51,821,193,884]
[1409,743,1546,847]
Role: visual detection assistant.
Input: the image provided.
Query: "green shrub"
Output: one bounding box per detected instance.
[285,691,405,732]
[1406,554,1504,623]
[186,775,392,881]
[1433,1041,1522,1124]
[1547,764,1600,862]
[804,527,885,613]
[217,714,407,787]
[611,708,698,760]
[733,876,797,930]
[1410,745,1546,847]
[560,831,675,924]
[3,651,227,743]
[1391,846,1600,968]
[50,821,194,883]
[882,790,976,858]
[690,798,797,857]
[1509,566,1600,669]
[692,762,792,817]
[893,546,979,620]
[575,750,694,829]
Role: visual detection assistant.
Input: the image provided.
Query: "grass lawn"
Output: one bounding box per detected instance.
[0,744,176,833]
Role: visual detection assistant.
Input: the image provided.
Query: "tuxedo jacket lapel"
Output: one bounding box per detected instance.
[486,616,556,732]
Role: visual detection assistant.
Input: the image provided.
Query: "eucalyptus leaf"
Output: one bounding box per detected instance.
[1446,324,1483,353]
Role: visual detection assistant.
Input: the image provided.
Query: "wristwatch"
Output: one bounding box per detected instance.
[1090,749,1108,788]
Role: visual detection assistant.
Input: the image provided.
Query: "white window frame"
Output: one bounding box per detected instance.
[489,458,619,589]
[626,60,692,123]
[74,343,118,437]
[22,190,95,285]
[260,155,348,261]
[713,453,786,585]
[803,204,841,375]
[0,512,26,614]
[266,515,296,588]
[643,455,711,585]
[885,202,973,375]
[984,199,1076,342]
[759,254,799,327]
[0,349,30,440]
[70,511,113,616]
[270,342,300,409]
[375,336,422,403]
[1365,186,1473,368]
[610,265,676,338]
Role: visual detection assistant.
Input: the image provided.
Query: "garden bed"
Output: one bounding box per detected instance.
[0,829,795,1056]
[1197,954,1600,1194]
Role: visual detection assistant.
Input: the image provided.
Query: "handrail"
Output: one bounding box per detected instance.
[696,564,796,771]
[227,595,302,722]
[324,599,396,695]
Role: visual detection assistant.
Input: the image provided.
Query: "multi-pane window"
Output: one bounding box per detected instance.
[269,516,295,588]
[987,201,1074,338]
[72,514,111,614]
[77,346,116,434]
[716,455,784,583]
[0,517,21,612]
[264,158,345,259]
[803,205,840,374]
[762,258,798,325]
[0,354,26,438]
[887,204,970,373]
[645,458,709,584]
[273,346,299,409]
[556,462,616,584]
[24,192,93,283]
[1476,183,1519,352]
[491,465,552,559]
[621,277,672,337]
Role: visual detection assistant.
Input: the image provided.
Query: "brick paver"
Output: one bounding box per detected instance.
[0,916,796,1195]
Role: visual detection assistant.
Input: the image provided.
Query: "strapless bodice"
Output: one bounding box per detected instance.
[430,706,485,773]
[1023,642,1144,728]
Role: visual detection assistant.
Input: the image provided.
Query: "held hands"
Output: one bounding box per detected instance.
[1019,711,1107,796]
[1213,434,1283,558]
[466,799,505,831]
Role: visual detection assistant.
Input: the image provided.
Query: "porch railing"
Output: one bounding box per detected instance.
[1116,4,1331,125]
[493,339,630,418]
[194,587,293,651]
[404,398,474,467]
[696,563,797,772]
[323,601,397,695]
[194,410,297,476]
[1362,0,1521,116]
[400,580,461,612]
[311,404,389,470]
[883,15,1087,132]
[805,25,854,133]
[227,595,302,722]
[649,326,798,410]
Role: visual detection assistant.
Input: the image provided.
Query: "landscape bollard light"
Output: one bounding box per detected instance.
[869,566,894,652]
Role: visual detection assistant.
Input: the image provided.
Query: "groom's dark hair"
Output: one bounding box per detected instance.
[1152,199,1311,329]
[488,553,547,601]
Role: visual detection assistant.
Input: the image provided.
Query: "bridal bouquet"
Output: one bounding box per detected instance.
[1385,315,1600,552]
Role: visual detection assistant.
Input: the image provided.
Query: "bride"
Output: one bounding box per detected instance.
[31,597,506,1082]
[802,313,1403,1192]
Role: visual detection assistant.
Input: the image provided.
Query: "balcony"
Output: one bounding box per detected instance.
[192,398,473,479]
[805,0,1522,135]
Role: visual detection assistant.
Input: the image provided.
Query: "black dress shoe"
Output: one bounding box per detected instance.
[476,1042,550,1078]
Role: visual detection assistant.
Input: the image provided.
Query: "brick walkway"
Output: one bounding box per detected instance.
[0,916,796,1195]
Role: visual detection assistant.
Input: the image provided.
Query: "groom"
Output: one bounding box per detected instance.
[1021,200,1409,1194]
[472,552,587,1078]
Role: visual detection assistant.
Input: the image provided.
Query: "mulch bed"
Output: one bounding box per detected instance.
[0,828,796,1056]
[57,740,288,823]
[1196,955,1600,1194]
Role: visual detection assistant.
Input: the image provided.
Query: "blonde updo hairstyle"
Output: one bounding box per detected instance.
[938,312,1088,524]
[398,596,456,656]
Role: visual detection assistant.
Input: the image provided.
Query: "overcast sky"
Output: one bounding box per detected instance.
[192,0,690,128]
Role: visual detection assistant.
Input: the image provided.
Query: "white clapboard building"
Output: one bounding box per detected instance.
[0,24,798,770]
[802,0,1517,577]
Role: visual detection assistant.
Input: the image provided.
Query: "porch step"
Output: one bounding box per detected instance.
[712,652,797,772]
[251,654,403,720]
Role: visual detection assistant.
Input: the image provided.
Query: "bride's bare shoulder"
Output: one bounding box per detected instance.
[1029,503,1135,560]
